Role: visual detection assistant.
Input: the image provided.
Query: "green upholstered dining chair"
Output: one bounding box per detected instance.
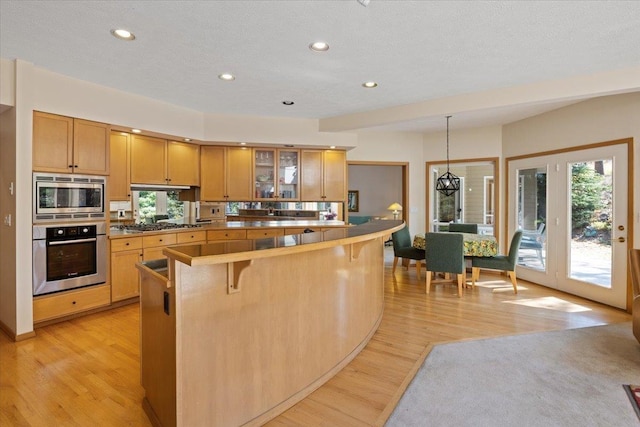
[471,230,523,294]
[425,232,466,297]
[448,223,478,233]
[391,227,426,279]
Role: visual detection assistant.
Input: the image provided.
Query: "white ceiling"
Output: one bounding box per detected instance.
[1,0,639,133]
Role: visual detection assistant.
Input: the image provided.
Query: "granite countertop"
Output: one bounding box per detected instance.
[160,220,403,266]
[109,220,346,238]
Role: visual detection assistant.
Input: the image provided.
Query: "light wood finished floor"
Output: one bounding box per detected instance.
[1,249,631,426]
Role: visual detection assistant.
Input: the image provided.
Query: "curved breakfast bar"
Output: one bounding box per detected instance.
[136,220,403,427]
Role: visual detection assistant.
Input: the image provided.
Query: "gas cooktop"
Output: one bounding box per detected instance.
[111,223,203,233]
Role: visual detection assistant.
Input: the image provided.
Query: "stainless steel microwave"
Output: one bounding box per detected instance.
[33,173,106,223]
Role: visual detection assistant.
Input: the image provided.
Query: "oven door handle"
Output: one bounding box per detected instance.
[48,237,97,245]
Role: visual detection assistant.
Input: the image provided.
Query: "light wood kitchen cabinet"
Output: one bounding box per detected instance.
[167,141,200,186]
[200,146,252,201]
[110,230,202,302]
[109,131,131,201]
[142,233,177,261]
[246,228,285,239]
[300,149,346,201]
[207,229,247,241]
[33,284,111,323]
[130,135,166,185]
[253,148,299,201]
[130,136,200,186]
[110,237,143,302]
[176,230,207,245]
[33,111,110,175]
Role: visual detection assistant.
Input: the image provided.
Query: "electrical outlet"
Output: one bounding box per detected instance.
[3,214,11,226]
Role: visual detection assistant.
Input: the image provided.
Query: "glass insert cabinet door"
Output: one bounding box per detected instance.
[277,150,299,200]
[253,149,299,200]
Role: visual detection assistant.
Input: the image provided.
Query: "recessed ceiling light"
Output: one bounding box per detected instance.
[131,129,142,134]
[184,138,192,142]
[284,144,294,148]
[111,29,135,41]
[329,145,336,149]
[240,142,247,145]
[309,41,329,52]
[218,73,235,81]
[362,81,378,88]
[282,101,295,106]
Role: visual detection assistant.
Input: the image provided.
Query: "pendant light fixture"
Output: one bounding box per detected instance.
[436,115,460,196]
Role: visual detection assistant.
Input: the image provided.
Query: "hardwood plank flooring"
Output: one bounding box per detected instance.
[0,249,631,426]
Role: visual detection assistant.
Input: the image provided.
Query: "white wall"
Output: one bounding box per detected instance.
[503,93,640,249]
[0,58,15,108]
[348,132,424,236]
[348,165,403,218]
[0,106,17,333]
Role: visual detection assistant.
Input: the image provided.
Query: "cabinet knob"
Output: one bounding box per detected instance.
[72,301,76,305]
[125,242,130,246]
[159,239,163,242]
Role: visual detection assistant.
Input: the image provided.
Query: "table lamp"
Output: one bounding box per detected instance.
[388,202,403,220]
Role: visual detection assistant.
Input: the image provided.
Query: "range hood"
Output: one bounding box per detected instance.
[131,183,191,191]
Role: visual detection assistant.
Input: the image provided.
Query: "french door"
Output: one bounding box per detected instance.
[508,143,629,308]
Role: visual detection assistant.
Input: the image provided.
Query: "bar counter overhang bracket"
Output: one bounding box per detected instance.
[350,241,367,262]
[227,260,252,294]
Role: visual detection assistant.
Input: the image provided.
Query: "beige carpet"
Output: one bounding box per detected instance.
[387,322,640,426]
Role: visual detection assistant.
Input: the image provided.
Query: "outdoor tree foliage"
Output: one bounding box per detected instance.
[571,163,606,232]
[137,191,183,223]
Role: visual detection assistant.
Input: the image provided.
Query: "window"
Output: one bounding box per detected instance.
[133,191,184,223]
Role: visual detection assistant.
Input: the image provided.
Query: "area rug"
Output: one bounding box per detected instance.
[386,322,640,427]
[624,384,640,420]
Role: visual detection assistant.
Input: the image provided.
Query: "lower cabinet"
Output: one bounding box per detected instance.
[33,284,111,323]
[207,229,247,241]
[111,236,143,302]
[142,233,177,261]
[110,232,205,303]
[246,228,285,239]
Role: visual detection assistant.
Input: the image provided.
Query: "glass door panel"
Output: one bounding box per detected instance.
[568,159,612,287]
[278,150,299,200]
[254,149,275,199]
[516,166,547,272]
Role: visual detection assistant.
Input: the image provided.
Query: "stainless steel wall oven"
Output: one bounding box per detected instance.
[32,222,107,296]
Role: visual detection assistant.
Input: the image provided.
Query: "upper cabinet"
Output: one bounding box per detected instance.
[167,141,200,186]
[33,111,110,175]
[300,149,346,201]
[200,146,252,201]
[109,131,130,201]
[130,136,200,186]
[130,135,166,185]
[253,148,299,201]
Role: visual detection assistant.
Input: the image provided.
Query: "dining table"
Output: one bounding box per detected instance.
[412,232,498,257]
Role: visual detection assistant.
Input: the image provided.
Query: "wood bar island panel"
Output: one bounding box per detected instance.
[136,220,403,427]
